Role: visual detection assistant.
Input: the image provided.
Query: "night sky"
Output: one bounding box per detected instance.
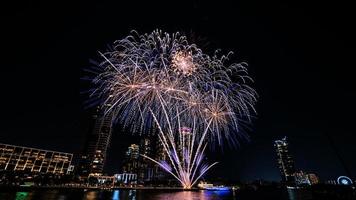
[1,1,355,182]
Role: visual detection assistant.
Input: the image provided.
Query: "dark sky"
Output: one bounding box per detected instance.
[1,1,355,182]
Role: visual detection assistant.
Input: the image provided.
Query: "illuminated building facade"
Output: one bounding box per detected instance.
[274,137,296,186]
[78,106,115,177]
[294,171,310,186]
[122,144,140,175]
[115,173,137,184]
[121,138,168,184]
[0,143,72,174]
[138,138,154,182]
[307,173,319,185]
[153,138,168,180]
[178,127,192,159]
[294,171,320,186]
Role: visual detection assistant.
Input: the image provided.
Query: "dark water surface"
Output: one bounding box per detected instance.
[0,188,309,200]
[2,190,232,200]
[1,185,355,200]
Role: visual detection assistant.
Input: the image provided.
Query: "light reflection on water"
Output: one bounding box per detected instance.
[112,190,119,200]
[149,190,224,200]
[84,191,99,200]
[0,188,310,200]
[15,192,28,200]
[0,190,234,200]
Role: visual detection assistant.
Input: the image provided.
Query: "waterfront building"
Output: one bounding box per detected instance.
[294,171,310,186]
[307,173,319,185]
[122,144,140,175]
[274,137,296,186]
[126,144,140,160]
[0,143,73,174]
[178,127,192,159]
[138,138,154,182]
[121,138,169,184]
[94,175,115,185]
[77,106,115,177]
[114,173,137,184]
[154,137,168,181]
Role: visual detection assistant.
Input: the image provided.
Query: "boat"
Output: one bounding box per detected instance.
[197,181,214,189]
[197,181,231,191]
[205,185,231,191]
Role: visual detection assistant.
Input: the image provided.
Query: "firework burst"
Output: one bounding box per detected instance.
[87,29,257,145]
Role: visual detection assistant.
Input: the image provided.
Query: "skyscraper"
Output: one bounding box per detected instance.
[121,138,164,184]
[126,144,140,160]
[77,107,115,177]
[122,144,140,174]
[138,138,154,182]
[178,127,192,159]
[274,137,296,186]
[153,137,168,181]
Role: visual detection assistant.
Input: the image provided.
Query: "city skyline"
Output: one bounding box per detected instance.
[1,0,355,183]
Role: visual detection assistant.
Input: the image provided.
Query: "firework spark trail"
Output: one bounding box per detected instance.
[140,106,218,189]
[89,30,257,145]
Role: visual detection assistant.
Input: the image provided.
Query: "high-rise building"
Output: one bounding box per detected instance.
[274,137,296,186]
[138,138,154,182]
[178,127,192,159]
[0,143,73,174]
[122,144,140,174]
[121,137,166,184]
[153,137,168,181]
[77,107,115,177]
[126,144,140,160]
[121,142,154,184]
[140,138,151,157]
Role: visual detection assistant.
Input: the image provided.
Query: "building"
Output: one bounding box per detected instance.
[294,171,310,186]
[307,173,319,185]
[126,144,140,160]
[153,137,168,181]
[121,137,169,184]
[138,138,154,182]
[178,127,192,159]
[294,171,320,186]
[77,106,115,177]
[122,144,140,175]
[114,173,137,185]
[0,143,73,174]
[140,138,151,157]
[274,137,296,186]
[93,175,115,186]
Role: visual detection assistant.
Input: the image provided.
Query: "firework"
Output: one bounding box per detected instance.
[141,106,218,189]
[88,30,257,145]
